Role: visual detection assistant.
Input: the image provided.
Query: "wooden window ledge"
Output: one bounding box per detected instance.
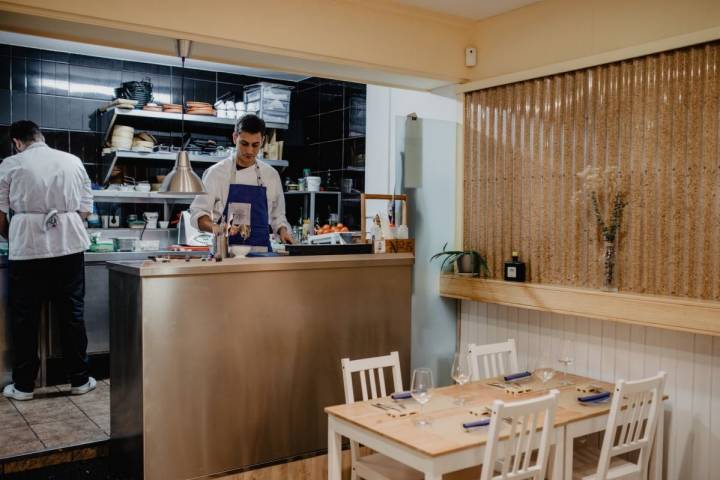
[440,275,720,337]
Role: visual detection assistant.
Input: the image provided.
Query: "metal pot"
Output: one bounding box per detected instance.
[455,254,478,276]
[213,234,229,260]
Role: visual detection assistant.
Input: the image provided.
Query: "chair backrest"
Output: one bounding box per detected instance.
[481,389,560,480]
[341,351,404,404]
[468,339,519,380]
[594,371,667,480]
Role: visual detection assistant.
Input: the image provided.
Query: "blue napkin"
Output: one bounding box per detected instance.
[503,371,532,381]
[246,252,279,257]
[463,418,491,429]
[578,391,611,403]
[391,391,412,400]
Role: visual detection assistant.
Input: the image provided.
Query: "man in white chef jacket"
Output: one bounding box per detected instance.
[0,121,97,401]
[190,114,293,248]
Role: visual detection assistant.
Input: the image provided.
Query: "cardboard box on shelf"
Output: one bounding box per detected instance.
[374,239,415,254]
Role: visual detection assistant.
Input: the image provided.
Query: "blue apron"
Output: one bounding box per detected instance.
[222,163,272,251]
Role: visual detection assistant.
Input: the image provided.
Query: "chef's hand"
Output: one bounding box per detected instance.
[278,226,294,244]
[211,223,226,236]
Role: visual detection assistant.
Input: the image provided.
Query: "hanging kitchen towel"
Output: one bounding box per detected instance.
[403,113,422,188]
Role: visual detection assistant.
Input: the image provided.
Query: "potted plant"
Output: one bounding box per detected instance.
[431,243,490,277]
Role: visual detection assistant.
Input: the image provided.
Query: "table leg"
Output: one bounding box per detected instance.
[564,425,575,480]
[549,427,565,480]
[328,417,342,480]
[649,408,665,480]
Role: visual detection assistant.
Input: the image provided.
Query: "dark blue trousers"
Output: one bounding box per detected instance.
[8,252,88,392]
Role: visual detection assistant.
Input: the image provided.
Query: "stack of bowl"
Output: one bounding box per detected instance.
[111,125,134,150]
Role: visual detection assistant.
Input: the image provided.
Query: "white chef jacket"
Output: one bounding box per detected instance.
[190,155,290,235]
[0,142,92,260]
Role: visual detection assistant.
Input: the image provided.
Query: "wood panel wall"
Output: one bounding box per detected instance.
[463,41,720,300]
[459,300,720,480]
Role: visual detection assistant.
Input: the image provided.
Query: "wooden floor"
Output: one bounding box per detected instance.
[218,450,481,480]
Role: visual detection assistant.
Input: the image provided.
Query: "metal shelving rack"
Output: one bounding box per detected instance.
[100,150,288,185]
[97,107,289,210]
[100,107,287,144]
[284,191,341,226]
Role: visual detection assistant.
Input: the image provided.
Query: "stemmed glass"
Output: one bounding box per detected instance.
[534,350,556,385]
[411,368,434,427]
[451,352,471,405]
[558,339,575,386]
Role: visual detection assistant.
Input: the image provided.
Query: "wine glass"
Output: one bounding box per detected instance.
[451,353,471,405]
[558,339,575,386]
[534,350,555,385]
[411,367,434,427]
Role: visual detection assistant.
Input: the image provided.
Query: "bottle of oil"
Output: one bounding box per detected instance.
[503,251,526,282]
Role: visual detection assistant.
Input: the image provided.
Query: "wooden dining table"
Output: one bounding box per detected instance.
[325,373,664,480]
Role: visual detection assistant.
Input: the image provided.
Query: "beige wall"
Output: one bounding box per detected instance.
[0,0,472,87]
[468,0,720,84]
[1,0,718,89]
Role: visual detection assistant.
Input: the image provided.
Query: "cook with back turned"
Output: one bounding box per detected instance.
[0,120,97,400]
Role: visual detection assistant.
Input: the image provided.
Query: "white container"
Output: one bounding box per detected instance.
[143,212,159,229]
[158,220,169,229]
[134,182,151,192]
[135,240,160,251]
[306,176,321,192]
[396,225,409,239]
[230,245,252,258]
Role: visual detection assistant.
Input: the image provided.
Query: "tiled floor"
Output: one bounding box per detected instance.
[0,379,110,460]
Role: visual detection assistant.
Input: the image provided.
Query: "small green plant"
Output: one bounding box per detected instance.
[430,243,490,277]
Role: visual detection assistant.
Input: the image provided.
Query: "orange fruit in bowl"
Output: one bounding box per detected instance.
[336,223,344,229]
[340,226,350,232]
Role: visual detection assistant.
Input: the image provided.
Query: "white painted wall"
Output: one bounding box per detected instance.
[366,85,459,209]
[365,85,461,385]
[460,301,720,480]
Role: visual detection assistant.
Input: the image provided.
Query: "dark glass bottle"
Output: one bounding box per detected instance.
[504,251,526,282]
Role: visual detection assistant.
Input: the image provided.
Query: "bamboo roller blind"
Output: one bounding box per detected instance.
[463,41,720,300]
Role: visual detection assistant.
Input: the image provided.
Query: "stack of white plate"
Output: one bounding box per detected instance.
[111,125,134,150]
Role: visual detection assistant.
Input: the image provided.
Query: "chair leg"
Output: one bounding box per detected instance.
[649,408,664,480]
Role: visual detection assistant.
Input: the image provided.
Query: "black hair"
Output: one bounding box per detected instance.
[9,120,43,144]
[235,114,266,136]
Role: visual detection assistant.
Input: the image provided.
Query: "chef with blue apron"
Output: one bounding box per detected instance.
[190,114,293,250]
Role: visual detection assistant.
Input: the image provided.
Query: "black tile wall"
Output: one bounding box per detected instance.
[0,45,366,228]
[0,56,10,90]
[284,78,366,228]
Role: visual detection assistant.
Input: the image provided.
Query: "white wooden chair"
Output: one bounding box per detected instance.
[571,371,666,480]
[341,351,422,480]
[468,339,519,380]
[480,389,560,480]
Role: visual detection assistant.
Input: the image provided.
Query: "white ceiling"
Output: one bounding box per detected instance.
[390,0,542,21]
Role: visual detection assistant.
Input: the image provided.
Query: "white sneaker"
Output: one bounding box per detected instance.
[3,384,34,401]
[71,377,97,395]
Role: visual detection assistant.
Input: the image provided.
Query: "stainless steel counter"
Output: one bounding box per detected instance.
[0,250,208,386]
[109,253,413,480]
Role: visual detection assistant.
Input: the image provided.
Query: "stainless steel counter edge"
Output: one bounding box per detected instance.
[0,250,207,266]
[107,253,416,277]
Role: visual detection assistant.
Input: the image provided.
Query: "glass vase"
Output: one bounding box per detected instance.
[602,240,618,292]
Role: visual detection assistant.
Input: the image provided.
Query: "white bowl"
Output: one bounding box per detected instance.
[230,246,252,258]
[135,184,151,192]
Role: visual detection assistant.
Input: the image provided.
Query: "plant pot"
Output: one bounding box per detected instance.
[455,254,478,276]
